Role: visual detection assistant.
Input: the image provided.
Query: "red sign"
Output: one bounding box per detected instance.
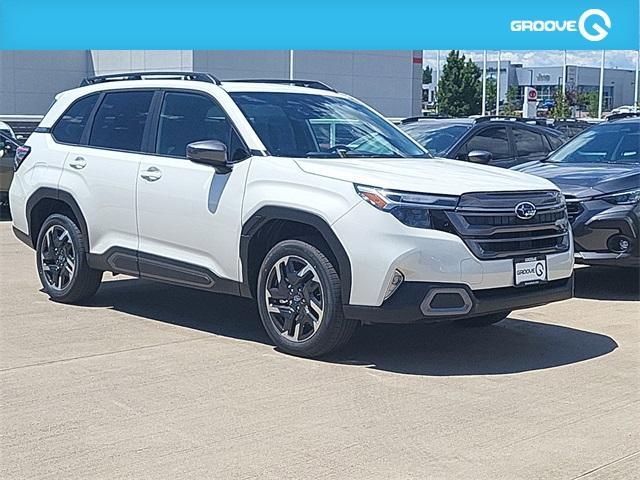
[527,88,538,101]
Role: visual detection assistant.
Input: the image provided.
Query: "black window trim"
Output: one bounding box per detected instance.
[48,87,268,160]
[146,88,252,164]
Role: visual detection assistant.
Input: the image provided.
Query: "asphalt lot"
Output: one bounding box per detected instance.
[1,216,638,480]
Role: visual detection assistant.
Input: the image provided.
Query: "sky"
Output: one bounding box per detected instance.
[422,50,639,71]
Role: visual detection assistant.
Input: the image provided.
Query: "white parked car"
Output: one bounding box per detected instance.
[10,72,574,357]
[610,105,637,115]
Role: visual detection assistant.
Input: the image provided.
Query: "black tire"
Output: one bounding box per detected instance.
[257,239,358,358]
[36,213,102,304]
[456,311,511,327]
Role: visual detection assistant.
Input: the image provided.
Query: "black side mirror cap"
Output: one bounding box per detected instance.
[186,140,231,173]
[467,150,493,164]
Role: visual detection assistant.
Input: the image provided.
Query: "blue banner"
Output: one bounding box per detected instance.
[0,0,637,49]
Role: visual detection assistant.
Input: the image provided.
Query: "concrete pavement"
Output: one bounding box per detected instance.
[0,220,638,479]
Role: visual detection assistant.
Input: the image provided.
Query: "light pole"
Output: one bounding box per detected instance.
[635,49,639,112]
[562,50,567,98]
[482,51,487,116]
[435,50,440,114]
[598,50,605,118]
[496,51,501,115]
[289,50,294,80]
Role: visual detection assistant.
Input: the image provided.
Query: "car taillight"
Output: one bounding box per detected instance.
[14,145,31,171]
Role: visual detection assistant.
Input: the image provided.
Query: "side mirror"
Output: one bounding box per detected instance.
[467,150,492,164]
[186,140,231,173]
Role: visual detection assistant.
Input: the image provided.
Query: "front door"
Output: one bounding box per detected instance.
[463,125,516,168]
[135,90,251,292]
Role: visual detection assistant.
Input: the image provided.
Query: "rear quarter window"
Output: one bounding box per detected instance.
[547,134,564,150]
[51,94,100,144]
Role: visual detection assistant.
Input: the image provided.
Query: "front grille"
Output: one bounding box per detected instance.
[447,191,570,260]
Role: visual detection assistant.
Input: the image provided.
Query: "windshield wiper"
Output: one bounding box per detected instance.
[343,152,403,158]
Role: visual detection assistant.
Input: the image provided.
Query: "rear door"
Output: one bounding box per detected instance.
[512,125,552,166]
[57,90,154,262]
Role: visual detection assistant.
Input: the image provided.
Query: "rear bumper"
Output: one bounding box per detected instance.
[343,276,574,324]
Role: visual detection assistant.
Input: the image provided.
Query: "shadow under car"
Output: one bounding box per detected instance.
[83,277,618,376]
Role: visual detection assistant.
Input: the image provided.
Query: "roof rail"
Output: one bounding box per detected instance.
[473,115,554,126]
[223,79,336,92]
[80,71,222,86]
[400,115,453,124]
[550,118,592,124]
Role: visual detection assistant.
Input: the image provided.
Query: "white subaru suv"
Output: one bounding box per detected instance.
[10,72,574,357]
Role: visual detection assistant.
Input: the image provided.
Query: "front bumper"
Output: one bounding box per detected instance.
[332,201,574,306]
[343,276,574,324]
[569,199,639,267]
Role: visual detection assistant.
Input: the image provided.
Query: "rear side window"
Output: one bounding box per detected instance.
[89,91,154,152]
[52,94,99,144]
[514,128,549,157]
[465,127,510,159]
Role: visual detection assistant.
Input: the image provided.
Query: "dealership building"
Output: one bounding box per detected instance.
[0,50,424,117]
[422,60,637,111]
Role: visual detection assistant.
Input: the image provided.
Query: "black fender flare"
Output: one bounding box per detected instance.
[239,206,352,303]
[25,187,90,249]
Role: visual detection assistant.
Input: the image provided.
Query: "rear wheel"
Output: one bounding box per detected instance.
[456,311,511,327]
[257,240,357,358]
[36,214,102,304]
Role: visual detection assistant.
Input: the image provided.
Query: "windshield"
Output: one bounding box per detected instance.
[547,123,640,164]
[401,122,470,156]
[229,92,428,158]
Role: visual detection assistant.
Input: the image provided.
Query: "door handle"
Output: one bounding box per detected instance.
[68,156,87,170]
[140,166,162,182]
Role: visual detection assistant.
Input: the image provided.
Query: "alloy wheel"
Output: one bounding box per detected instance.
[40,225,76,290]
[264,255,325,342]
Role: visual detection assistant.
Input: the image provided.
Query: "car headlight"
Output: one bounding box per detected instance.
[355,184,458,229]
[598,188,640,205]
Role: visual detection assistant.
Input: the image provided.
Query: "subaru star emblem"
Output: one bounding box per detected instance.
[515,201,537,220]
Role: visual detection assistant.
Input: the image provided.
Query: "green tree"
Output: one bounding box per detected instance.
[485,78,496,114]
[503,85,520,115]
[437,50,482,116]
[422,66,433,85]
[551,89,570,119]
[578,91,599,117]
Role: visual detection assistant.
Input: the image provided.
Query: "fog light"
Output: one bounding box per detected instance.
[607,235,632,253]
[384,270,404,300]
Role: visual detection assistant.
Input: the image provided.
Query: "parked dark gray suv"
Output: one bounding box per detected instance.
[400,116,567,169]
[514,117,639,268]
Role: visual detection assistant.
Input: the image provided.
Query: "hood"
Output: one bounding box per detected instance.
[514,161,640,198]
[295,157,557,196]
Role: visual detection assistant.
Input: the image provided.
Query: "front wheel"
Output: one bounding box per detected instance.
[36,214,103,304]
[257,240,357,358]
[456,311,511,327]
